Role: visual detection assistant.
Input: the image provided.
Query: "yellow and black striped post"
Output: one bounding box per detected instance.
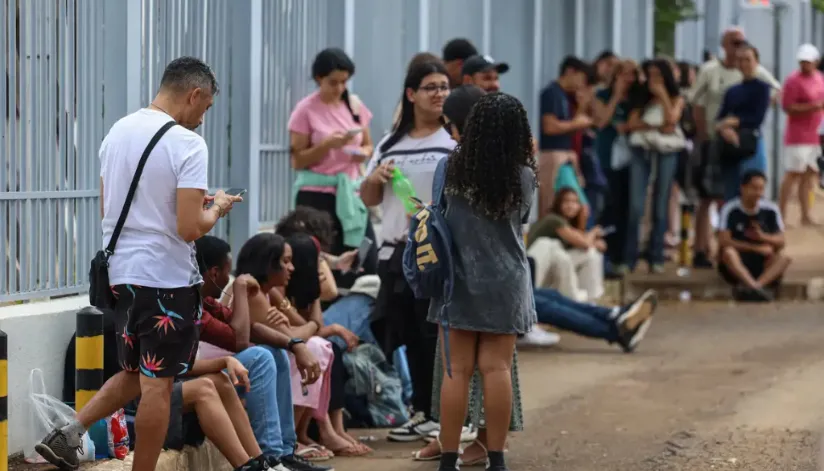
[0,330,7,471]
[679,203,695,269]
[76,307,104,412]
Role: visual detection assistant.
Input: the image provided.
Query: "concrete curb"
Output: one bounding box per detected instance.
[86,441,230,471]
[806,277,824,301]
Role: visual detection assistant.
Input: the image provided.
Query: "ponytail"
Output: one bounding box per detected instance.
[341,89,361,124]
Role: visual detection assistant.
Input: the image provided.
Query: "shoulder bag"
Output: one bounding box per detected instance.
[89,121,177,310]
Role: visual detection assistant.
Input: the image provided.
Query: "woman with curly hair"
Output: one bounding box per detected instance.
[432,92,537,471]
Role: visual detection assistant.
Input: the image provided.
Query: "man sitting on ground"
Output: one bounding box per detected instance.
[717,170,792,301]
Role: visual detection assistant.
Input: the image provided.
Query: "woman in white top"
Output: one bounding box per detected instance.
[360,60,456,442]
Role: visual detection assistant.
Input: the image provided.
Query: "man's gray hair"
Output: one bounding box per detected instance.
[160,56,219,95]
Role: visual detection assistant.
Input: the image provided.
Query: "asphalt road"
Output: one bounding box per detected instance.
[334,301,824,471]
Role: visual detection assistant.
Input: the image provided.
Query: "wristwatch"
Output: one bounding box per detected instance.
[287,338,305,352]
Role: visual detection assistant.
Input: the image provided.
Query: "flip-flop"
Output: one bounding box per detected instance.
[329,445,370,457]
[296,444,333,461]
[412,438,442,461]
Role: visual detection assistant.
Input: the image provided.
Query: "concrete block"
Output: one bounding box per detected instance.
[86,441,230,471]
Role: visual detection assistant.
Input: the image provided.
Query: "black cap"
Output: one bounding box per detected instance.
[461,55,510,76]
[443,85,486,134]
[442,38,478,62]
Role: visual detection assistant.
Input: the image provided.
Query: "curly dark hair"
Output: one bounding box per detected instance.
[445,92,536,220]
[275,206,336,252]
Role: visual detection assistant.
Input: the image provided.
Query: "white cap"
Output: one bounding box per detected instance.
[797,43,820,63]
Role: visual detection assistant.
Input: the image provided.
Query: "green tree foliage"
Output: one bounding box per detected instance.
[813,0,824,12]
[655,0,700,56]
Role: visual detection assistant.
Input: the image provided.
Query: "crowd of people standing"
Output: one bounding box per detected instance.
[30,25,824,471]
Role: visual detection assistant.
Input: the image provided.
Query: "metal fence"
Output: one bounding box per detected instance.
[2,0,655,303]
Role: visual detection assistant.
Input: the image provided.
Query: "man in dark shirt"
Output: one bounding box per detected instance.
[195,236,327,471]
[717,170,792,301]
[538,56,593,217]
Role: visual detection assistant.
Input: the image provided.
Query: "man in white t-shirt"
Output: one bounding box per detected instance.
[689,26,781,268]
[36,57,241,471]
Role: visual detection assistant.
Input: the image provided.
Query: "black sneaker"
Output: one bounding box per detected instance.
[387,411,439,442]
[281,454,334,471]
[616,289,658,353]
[34,428,82,470]
[693,252,713,269]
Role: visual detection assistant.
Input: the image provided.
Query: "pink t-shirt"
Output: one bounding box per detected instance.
[782,70,824,145]
[287,91,373,193]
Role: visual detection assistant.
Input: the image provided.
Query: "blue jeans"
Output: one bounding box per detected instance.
[723,136,767,201]
[233,345,297,458]
[533,288,618,342]
[625,149,678,267]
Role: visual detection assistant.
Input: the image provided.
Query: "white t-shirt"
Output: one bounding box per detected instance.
[100,109,208,288]
[365,128,456,243]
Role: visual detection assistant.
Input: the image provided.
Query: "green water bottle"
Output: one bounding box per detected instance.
[391,168,418,214]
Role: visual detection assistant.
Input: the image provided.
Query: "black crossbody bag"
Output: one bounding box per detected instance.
[89,121,177,309]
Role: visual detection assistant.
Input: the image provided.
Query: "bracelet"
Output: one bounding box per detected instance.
[212,203,225,218]
[278,298,291,312]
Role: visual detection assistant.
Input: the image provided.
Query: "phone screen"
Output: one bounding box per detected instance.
[225,188,247,197]
[351,237,374,273]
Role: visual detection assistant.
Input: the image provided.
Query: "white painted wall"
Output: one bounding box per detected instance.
[0,296,87,453]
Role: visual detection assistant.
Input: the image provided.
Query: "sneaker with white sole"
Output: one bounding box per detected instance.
[517,327,560,347]
[616,289,657,353]
[388,411,440,442]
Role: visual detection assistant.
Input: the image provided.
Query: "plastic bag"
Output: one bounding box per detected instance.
[25,369,95,463]
[107,409,129,459]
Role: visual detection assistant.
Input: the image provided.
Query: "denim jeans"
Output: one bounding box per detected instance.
[233,345,297,458]
[625,148,678,267]
[533,288,618,342]
[722,136,767,202]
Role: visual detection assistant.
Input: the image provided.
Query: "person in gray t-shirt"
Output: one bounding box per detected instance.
[430,93,536,471]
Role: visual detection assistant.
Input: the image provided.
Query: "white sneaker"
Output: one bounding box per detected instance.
[517,327,560,347]
[388,412,439,442]
[425,425,477,443]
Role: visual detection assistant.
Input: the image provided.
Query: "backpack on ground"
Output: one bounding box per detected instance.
[401,157,456,377]
[342,343,409,428]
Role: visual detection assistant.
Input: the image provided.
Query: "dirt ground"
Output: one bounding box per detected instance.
[334,301,824,471]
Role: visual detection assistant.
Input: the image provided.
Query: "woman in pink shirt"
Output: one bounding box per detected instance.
[288,48,377,285]
[779,44,824,225]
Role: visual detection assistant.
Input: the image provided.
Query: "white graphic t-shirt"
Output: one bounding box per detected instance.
[365,128,457,243]
[100,109,208,288]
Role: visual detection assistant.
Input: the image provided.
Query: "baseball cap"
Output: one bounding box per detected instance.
[442,38,478,62]
[797,43,820,63]
[461,55,510,76]
[443,85,486,134]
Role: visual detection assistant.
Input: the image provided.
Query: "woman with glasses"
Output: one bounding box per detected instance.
[360,60,455,443]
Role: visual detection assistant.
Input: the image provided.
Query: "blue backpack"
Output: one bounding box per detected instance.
[402,158,456,377]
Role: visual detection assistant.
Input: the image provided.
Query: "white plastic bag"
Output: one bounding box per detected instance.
[611,136,632,170]
[24,369,95,463]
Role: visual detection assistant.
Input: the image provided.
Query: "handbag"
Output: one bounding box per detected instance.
[628,103,687,153]
[720,128,760,164]
[89,121,177,310]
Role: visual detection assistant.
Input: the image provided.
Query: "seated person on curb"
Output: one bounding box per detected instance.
[194,236,330,471]
[235,233,367,460]
[38,354,284,471]
[717,170,792,301]
[529,258,658,353]
[527,186,606,302]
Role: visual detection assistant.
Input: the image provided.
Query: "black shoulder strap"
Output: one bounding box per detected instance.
[105,121,177,255]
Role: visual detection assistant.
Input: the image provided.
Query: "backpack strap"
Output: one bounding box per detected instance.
[105,120,177,256]
[432,158,448,208]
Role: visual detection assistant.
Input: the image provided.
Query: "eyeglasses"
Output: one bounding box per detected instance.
[418,84,450,95]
